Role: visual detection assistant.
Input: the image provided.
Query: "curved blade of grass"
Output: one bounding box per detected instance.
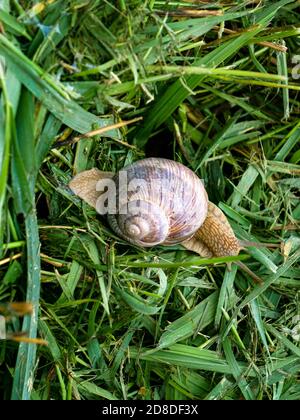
[138,11,252,51]
[231,222,279,274]
[199,83,271,122]
[204,377,235,400]
[215,265,238,329]
[114,287,161,315]
[230,164,260,208]
[82,239,110,316]
[110,317,142,378]
[195,118,237,170]
[156,291,219,350]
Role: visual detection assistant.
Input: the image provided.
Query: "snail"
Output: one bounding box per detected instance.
[69,158,242,259]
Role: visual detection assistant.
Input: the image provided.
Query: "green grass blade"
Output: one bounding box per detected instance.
[0,62,12,251]
[10,87,41,400]
[11,90,34,214]
[249,299,270,356]
[266,324,300,358]
[0,34,119,137]
[119,254,249,269]
[215,265,237,328]
[131,343,249,375]
[230,165,259,208]
[32,13,71,64]
[204,377,235,400]
[222,249,300,341]
[276,44,289,120]
[2,0,300,401]
[222,337,255,400]
[83,239,110,316]
[157,291,219,350]
[77,381,117,400]
[114,286,161,315]
[274,121,300,162]
[11,211,41,400]
[0,9,31,40]
[38,319,62,363]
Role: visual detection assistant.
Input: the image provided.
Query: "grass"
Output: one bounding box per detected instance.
[0,0,300,400]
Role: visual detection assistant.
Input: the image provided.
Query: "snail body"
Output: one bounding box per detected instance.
[69,158,240,258]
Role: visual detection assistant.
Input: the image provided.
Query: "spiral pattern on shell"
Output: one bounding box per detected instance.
[107,158,208,247]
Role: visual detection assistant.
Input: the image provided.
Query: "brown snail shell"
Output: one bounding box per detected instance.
[69,158,241,257]
[107,158,208,247]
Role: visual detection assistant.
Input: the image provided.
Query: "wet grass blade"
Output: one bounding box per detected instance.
[157,291,219,350]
